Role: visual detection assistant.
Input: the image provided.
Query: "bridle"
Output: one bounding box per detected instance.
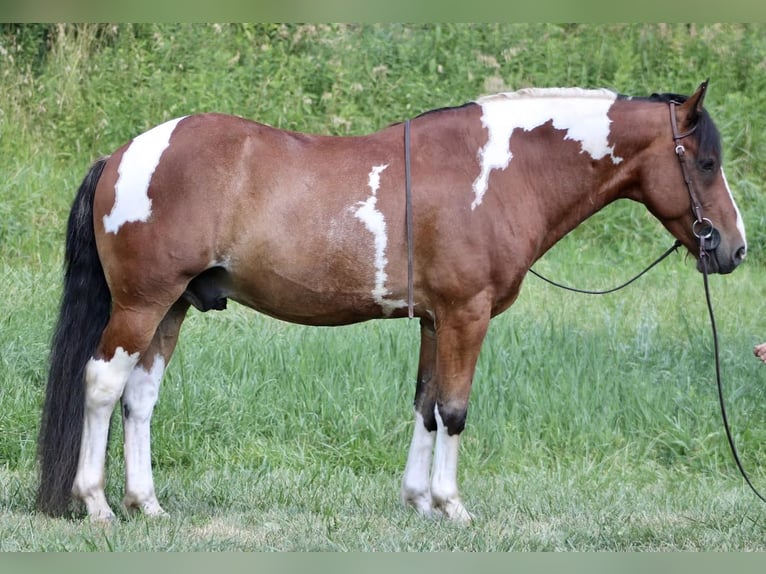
[669,100,721,255]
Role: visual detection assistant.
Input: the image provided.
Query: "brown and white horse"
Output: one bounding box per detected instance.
[38,81,746,523]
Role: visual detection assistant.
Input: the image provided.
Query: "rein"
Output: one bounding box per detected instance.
[530,101,766,505]
[529,241,681,295]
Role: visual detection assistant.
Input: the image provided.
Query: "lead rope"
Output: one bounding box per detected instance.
[532,241,766,503]
[671,94,766,504]
[699,244,766,504]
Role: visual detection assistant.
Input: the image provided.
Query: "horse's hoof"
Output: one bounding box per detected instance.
[88,509,117,525]
[124,496,168,518]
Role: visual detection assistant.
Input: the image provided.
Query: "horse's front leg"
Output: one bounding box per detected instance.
[430,297,490,523]
[401,296,491,523]
[401,318,438,516]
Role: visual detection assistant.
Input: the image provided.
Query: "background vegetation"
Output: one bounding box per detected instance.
[1,23,766,550]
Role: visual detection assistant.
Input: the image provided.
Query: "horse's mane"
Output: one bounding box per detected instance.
[476,87,618,103]
[398,88,721,161]
[402,87,617,125]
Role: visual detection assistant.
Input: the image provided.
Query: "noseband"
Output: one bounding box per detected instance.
[669,101,721,253]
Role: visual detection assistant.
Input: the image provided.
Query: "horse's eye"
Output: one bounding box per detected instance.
[698,158,716,173]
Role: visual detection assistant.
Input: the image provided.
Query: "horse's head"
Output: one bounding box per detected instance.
[631,81,747,274]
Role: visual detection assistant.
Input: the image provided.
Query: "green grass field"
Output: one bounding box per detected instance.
[2,23,766,550]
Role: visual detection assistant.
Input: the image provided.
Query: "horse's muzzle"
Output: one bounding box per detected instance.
[698,240,747,274]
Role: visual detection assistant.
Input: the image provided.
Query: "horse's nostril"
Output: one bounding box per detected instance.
[735,245,747,264]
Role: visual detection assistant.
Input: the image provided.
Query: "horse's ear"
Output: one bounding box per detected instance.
[680,79,709,128]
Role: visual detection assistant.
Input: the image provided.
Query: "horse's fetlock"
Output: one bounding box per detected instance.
[430,482,458,506]
[401,487,433,516]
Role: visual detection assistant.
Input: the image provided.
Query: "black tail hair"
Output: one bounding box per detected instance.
[37,157,111,516]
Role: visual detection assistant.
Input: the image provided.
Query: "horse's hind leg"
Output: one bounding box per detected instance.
[121,299,190,516]
[72,305,167,522]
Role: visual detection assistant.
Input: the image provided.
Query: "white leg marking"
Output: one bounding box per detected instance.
[721,168,747,251]
[352,163,408,315]
[471,88,622,209]
[103,116,188,234]
[122,354,166,516]
[73,347,139,522]
[401,410,436,516]
[431,406,472,524]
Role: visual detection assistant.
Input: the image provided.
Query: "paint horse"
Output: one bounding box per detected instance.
[38,81,746,523]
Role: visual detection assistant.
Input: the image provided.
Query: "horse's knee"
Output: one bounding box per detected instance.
[85,347,140,409]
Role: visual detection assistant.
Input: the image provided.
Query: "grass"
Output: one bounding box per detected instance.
[3,242,766,550]
[2,23,766,550]
[2,464,764,551]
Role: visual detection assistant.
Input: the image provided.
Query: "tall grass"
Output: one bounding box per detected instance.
[3,24,766,260]
[1,23,766,549]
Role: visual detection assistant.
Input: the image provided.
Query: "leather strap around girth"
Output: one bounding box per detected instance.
[404,119,414,319]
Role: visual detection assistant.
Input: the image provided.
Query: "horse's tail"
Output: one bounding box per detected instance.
[37,157,111,516]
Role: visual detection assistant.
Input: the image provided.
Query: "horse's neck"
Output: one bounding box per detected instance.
[502,103,661,257]
[535,168,624,257]
[413,100,658,258]
[475,136,630,258]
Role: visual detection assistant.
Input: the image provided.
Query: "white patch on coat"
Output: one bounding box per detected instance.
[721,168,747,250]
[103,116,187,234]
[471,88,623,209]
[352,164,408,315]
